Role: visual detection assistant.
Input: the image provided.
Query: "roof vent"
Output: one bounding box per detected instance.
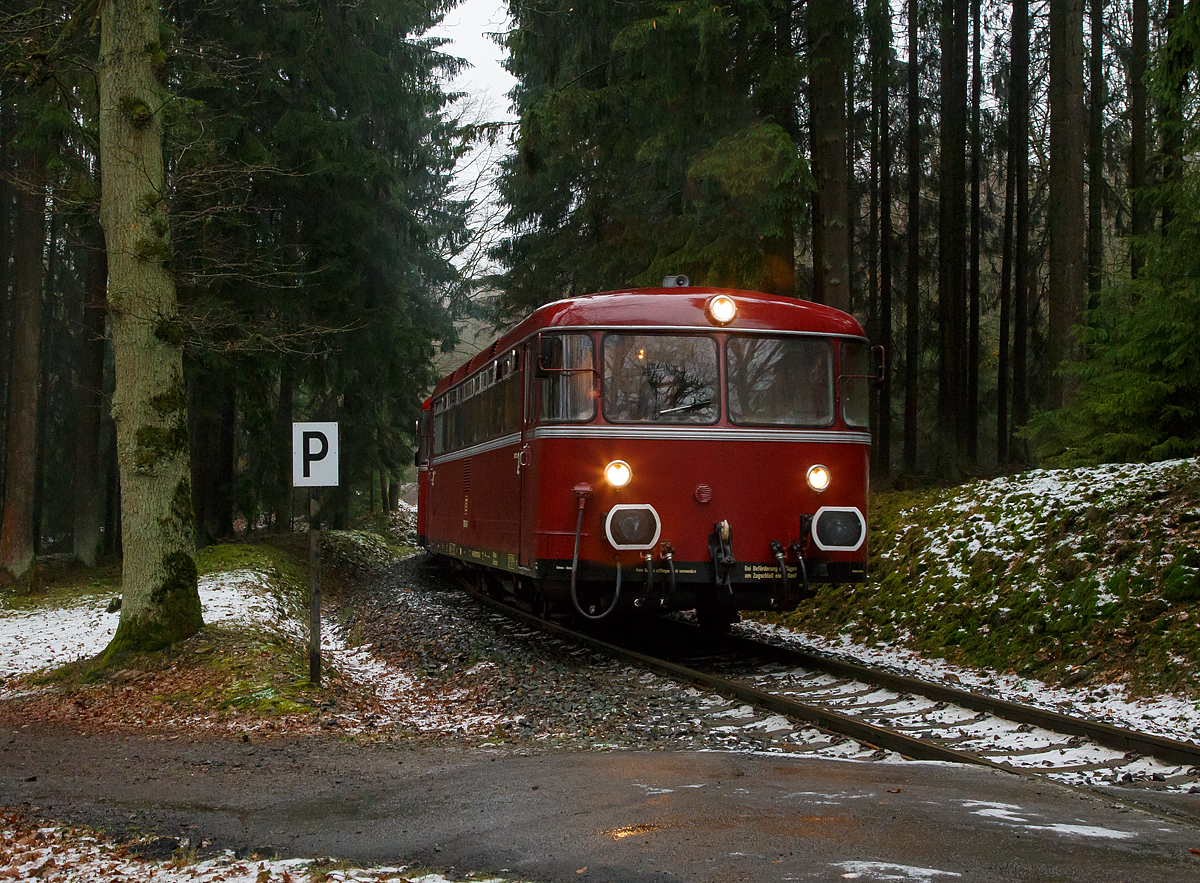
[662,275,689,288]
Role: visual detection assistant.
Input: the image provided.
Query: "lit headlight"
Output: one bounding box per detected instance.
[706,294,737,325]
[604,460,632,488]
[806,464,831,492]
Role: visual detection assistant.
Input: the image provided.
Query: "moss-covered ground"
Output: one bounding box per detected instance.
[758,458,1200,697]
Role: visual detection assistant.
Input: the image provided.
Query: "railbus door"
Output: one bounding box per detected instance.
[519,332,598,575]
[518,341,536,572]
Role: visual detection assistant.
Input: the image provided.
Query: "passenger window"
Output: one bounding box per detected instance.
[432,402,445,455]
[538,334,596,422]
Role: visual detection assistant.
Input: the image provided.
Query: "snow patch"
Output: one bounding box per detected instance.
[833,860,962,880]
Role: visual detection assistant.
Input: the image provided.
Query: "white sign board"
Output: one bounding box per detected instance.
[293,422,339,487]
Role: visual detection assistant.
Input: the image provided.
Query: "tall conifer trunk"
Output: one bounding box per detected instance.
[1011,0,1031,454]
[0,147,46,586]
[73,228,108,566]
[760,3,797,298]
[99,0,202,653]
[0,107,15,505]
[903,0,920,472]
[271,359,296,533]
[997,141,1015,466]
[937,0,969,463]
[809,0,852,314]
[1129,0,1148,278]
[1159,0,1184,232]
[1086,0,1105,305]
[869,0,893,479]
[1048,0,1087,409]
[968,0,982,463]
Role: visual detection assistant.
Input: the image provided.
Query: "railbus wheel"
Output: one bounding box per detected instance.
[696,603,738,634]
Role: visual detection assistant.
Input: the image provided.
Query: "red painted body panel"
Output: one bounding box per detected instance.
[527,435,867,567]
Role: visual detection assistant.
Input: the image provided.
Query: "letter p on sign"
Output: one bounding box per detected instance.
[293,422,339,487]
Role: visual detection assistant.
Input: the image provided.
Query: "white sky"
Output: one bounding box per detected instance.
[431,0,517,122]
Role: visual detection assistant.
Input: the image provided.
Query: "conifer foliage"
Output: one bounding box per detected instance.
[1033,2,1200,465]
[492,1,809,318]
[0,1,466,600]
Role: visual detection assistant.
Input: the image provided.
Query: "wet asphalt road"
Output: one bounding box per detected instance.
[3,724,1200,882]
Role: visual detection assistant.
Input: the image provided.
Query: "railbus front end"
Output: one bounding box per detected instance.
[417,287,874,626]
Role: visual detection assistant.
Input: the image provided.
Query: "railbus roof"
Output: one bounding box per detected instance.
[428,287,865,399]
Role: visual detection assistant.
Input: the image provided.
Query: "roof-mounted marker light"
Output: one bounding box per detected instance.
[707,294,738,325]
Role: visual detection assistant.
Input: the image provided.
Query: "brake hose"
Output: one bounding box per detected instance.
[570,492,621,620]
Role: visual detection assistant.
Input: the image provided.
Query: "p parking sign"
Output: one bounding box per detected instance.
[293,422,339,487]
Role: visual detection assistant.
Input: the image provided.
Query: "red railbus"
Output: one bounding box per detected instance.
[417,285,875,626]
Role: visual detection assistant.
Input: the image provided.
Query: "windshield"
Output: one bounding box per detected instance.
[726,336,834,426]
[603,334,719,423]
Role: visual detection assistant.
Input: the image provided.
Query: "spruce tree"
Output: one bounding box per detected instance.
[494,1,808,316]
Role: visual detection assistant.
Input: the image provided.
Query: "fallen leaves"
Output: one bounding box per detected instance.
[0,812,473,883]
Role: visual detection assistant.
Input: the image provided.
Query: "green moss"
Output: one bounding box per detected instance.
[134,405,189,472]
[145,41,168,74]
[170,476,196,530]
[197,541,291,574]
[134,232,174,271]
[153,317,186,348]
[120,95,154,128]
[1162,553,1200,604]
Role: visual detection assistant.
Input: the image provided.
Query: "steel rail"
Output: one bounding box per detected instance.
[462,584,1011,770]
[710,627,1200,768]
[461,579,1200,776]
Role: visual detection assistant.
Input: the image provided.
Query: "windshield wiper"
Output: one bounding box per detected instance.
[659,399,713,415]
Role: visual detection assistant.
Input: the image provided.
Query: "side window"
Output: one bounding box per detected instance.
[433,399,446,454]
[495,350,522,435]
[416,410,431,465]
[503,350,522,431]
[840,340,870,429]
[538,333,596,422]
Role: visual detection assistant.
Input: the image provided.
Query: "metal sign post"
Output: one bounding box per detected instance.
[293,422,338,685]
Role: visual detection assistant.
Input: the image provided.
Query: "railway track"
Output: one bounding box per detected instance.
[461,579,1200,803]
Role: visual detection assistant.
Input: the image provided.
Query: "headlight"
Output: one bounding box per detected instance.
[812,506,866,551]
[706,294,737,325]
[806,464,831,492]
[606,505,662,550]
[604,459,632,488]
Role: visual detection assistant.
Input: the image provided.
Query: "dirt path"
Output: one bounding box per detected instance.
[5,721,1200,882]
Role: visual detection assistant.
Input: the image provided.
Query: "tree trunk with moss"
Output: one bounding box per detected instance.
[98,0,202,654]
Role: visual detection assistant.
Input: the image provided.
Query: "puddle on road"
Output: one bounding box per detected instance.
[604,823,665,840]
